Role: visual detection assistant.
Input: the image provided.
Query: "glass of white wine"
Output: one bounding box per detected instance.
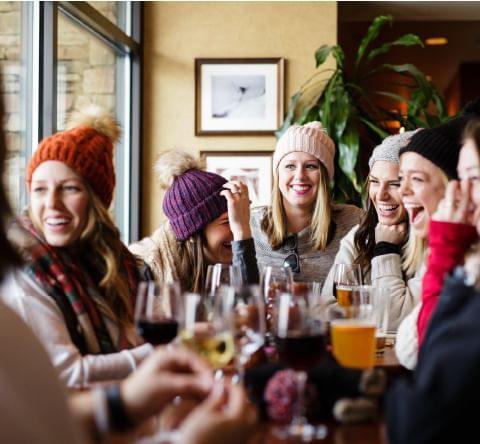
[178,292,234,369]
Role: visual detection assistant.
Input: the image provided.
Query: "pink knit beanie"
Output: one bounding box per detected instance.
[273,121,335,180]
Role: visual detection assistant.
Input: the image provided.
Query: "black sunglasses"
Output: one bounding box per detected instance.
[282,234,300,273]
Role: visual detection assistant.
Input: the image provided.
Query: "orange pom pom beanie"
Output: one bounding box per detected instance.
[26,105,120,208]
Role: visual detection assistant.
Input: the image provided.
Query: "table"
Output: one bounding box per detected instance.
[246,346,405,443]
[249,420,388,444]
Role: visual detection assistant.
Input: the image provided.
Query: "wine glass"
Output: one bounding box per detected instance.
[332,263,362,307]
[227,285,266,382]
[260,265,294,338]
[204,263,243,310]
[273,292,328,441]
[178,292,235,370]
[135,281,181,346]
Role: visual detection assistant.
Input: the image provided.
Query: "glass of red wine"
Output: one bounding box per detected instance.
[135,281,181,346]
[273,291,328,441]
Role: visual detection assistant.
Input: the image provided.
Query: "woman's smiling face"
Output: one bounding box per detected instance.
[278,152,321,212]
[369,160,404,225]
[399,152,447,239]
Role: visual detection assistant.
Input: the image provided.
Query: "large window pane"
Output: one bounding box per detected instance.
[57,13,117,129]
[87,1,120,27]
[0,1,27,214]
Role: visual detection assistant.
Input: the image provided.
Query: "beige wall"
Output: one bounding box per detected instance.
[143,1,337,236]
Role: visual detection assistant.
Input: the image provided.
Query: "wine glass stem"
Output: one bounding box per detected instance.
[236,354,248,384]
[292,370,308,425]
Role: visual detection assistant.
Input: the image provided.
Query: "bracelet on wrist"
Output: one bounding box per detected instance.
[105,384,136,433]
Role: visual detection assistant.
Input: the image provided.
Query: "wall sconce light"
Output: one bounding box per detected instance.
[425,37,448,46]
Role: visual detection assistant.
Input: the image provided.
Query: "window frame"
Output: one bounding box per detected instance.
[25,1,142,243]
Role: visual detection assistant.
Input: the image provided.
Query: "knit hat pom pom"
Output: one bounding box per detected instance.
[155,150,205,189]
[66,104,120,143]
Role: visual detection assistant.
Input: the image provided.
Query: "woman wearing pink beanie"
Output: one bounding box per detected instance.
[250,121,363,284]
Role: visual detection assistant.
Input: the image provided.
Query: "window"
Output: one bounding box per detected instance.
[0,1,142,242]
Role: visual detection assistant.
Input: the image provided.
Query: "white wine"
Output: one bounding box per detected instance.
[179,329,234,369]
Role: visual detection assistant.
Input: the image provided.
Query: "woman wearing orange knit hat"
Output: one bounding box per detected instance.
[4,105,153,387]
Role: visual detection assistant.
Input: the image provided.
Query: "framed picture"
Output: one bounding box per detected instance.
[195,58,284,135]
[201,151,273,206]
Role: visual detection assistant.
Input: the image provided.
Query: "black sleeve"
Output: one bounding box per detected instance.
[372,241,400,257]
[232,237,259,285]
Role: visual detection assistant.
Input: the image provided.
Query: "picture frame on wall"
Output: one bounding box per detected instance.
[195,58,284,135]
[200,151,273,206]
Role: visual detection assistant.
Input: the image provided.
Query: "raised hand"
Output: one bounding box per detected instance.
[180,382,258,444]
[220,180,252,241]
[375,222,407,245]
[433,180,474,225]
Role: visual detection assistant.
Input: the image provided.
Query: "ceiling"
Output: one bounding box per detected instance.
[339,2,480,22]
[338,2,480,108]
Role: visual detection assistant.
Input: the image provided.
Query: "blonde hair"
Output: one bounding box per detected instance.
[402,227,427,277]
[80,186,134,329]
[262,162,333,250]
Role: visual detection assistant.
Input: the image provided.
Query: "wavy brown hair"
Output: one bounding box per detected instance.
[80,186,134,328]
[353,183,378,274]
[0,99,22,279]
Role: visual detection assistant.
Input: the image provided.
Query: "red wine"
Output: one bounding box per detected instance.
[136,319,178,345]
[275,333,325,370]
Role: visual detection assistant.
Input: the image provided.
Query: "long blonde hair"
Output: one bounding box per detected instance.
[402,228,427,277]
[80,186,134,328]
[262,162,333,250]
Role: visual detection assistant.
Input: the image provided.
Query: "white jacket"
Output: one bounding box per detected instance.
[1,270,152,387]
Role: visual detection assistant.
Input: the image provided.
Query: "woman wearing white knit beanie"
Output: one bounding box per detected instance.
[250,121,364,285]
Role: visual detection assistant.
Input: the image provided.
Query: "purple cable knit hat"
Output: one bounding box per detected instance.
[155,151,228,241]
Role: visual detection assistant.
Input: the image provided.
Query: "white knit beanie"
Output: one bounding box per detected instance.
[368,128,422,170]
[273,121,335,180]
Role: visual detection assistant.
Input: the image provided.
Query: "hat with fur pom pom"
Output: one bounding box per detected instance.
[26,104,120,207]
[155,151,227,241]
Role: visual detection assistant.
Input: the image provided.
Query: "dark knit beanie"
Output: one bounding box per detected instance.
[399,98,480,179]
[157,151,228,241]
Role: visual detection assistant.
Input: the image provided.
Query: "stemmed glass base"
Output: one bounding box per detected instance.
[273,421,328,442]
[272,371,328,442]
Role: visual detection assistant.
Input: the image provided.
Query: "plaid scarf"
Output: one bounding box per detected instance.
[18,216,139,355]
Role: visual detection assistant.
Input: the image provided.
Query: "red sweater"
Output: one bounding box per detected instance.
[417,220,477,347]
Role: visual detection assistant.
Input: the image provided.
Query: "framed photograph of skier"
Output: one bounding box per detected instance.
[195,58,284,135]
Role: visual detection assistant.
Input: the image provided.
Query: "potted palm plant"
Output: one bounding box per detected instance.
[278,15,450,204]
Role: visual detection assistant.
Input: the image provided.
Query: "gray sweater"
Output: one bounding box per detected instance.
[250,204,364,285]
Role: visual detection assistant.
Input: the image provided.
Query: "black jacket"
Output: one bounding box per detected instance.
[386,267,480,444]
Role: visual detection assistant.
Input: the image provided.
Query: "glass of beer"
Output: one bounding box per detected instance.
[330,286,377,369]
[332,264,362,307]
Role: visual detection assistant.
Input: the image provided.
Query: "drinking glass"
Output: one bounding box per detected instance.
[260,265,294,337]
[273,292,327,441]
[204,263,243,307]
[227,285,266,382]
[332,263,362,306]
[135,281,181,346]
[330,285,377,369]
[178,292,235,369]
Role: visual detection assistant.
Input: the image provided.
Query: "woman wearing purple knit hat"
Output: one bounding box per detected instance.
[129,150,258,293]
[250,121,363,284]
